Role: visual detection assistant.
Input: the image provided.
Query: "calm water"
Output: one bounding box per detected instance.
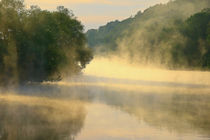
[0,75,210,140]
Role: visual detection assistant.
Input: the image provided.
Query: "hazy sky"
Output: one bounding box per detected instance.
[24,0,169,30]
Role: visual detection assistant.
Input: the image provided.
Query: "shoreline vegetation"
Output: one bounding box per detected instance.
[1,0,210,87]
[0,0,93,86]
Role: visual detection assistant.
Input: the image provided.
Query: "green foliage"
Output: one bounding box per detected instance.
[87,0,210,70]
[179,9,210,68]
[86,18,133,52]
[0,0,93,85]
[208,23,210,44]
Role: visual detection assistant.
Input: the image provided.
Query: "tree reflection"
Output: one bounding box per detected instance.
[0,95,86,140]
[1,78,210,139]
[99,87,210,136]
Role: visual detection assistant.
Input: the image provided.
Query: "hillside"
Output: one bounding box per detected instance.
[86,0,210,69]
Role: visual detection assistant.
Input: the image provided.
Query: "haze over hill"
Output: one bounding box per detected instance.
[86,0,210,70]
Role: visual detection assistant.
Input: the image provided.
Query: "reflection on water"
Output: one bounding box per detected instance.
[77,103,209,140]
[0,95,86,140]
[100,89,210,138]
[0,75,210,140]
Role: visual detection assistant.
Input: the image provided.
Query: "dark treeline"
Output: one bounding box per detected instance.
[0,0,93,86]
[87,0,210,70]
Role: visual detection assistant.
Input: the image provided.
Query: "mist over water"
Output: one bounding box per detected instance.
[0,0,209,139]
[1,57,210,140]
[84,56,210,86]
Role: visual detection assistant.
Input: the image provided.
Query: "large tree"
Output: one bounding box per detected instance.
[0,0,93,85]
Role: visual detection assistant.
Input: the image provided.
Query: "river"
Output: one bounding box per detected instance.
[0,58,210,140]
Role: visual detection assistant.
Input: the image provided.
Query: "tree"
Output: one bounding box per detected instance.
[0,0,93,85]
[0,0,23,85]
[86,0,210,69]
[181,9,210,68]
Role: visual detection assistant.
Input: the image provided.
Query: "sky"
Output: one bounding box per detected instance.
[24,0,170,30]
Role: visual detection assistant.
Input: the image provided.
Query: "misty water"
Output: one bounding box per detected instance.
[1,58,210,140]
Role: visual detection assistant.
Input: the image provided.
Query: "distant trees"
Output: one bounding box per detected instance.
[181,9,210,68]
[171,9,210,69]
[0,0,93,85]
[86,0,210,70]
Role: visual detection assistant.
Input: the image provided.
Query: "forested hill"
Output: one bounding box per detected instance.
[86,0,210,69]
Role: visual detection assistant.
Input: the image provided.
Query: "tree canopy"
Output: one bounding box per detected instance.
[180,9,210,68]
[0,0,93,85]
[86,0,210,70]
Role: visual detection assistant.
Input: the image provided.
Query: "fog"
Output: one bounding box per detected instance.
[87,0,210,69]
[84,56,210,85]
[0,0,210,139]
[0,56,210,140]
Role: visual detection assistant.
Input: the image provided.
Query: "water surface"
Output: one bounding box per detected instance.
[0,74,210,140]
